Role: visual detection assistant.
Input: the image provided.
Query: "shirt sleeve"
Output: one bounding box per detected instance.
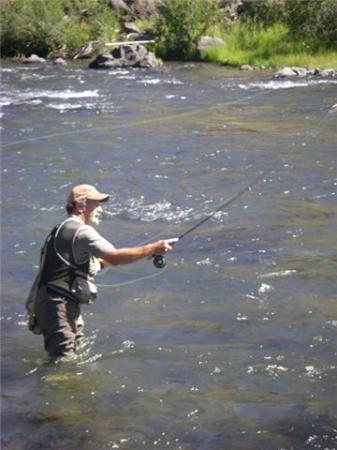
[72,225,115,264]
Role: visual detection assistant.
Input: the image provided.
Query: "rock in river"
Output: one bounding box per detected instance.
[89,44,161,69]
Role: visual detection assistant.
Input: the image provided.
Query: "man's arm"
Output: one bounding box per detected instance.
[100,238,178,266]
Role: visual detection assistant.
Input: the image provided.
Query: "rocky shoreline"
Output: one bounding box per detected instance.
[15,42,337,80]
[238,63,337,79]
[19,43,162,69]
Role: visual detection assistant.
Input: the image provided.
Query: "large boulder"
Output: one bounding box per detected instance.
[89,44,161,69]
[319,68,337,78]
[198,36,225,59]
[274,67,301,78]
[291,66,308,77]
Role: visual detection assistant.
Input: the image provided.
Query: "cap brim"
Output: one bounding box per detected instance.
[87,193,110,202]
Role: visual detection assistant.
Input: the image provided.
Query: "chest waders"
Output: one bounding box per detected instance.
[27,218,97,334]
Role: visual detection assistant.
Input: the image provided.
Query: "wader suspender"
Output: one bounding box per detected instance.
[53,217,89,277]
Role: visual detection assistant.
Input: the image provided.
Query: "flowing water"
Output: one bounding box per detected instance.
[1,60,337,450]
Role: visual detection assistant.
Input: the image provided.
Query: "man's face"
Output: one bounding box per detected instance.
[84,199,103,226]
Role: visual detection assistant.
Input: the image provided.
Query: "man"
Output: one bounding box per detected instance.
[26,184,178,360]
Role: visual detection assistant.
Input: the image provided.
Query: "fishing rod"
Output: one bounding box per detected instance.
[152,168,269,269]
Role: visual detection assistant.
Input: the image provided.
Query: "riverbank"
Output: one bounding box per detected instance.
[1,0,336,71]
[5,50,337,84]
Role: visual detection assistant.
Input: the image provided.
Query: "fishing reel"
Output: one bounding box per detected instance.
[153,255,167,269]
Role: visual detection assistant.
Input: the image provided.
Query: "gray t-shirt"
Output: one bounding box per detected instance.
[70,216,115,267]
[26,216,114,311]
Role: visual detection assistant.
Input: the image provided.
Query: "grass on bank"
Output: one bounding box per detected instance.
[204,23,337,69]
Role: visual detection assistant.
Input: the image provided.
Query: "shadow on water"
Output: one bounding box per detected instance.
[1,61,337,449]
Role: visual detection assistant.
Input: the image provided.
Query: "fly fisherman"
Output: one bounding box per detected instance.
[26,184,178,360]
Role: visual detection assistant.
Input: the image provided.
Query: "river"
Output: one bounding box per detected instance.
[1,60,337,450]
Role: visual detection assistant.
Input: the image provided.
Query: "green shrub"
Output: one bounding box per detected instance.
[228,23,289,55]
[0,0,62,56]
[238,0,337,50]
[238,0,286,27]
[314,0,337,48]
[0,0,119,57]
[153,0,220,60]
[206,23,290,66]
[205,21,337,69]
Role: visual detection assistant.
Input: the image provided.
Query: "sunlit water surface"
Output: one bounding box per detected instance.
[1,61,337,450]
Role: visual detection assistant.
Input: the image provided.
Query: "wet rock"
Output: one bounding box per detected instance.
[274,66,336,79]
[307,68,321,76]
[240,64,254,71]
[89,44,161,69]
[88,53,120,69]
[198,36,225,59]
[274,67,299,78]
[291,66,308,77]
[53,57,67,66]
[22,54,46,64]
[319,68,337,78]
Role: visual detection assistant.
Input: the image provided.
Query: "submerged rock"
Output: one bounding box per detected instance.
[88,44,161,69]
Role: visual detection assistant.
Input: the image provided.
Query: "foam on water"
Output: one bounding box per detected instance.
[0,67,15,73]
[46,102,97,112]
[105,198,196,223]
[239,78,337,90]
[32,89,100,99]
[258,269,297,279]
[1,88,99,106]
[137,77,184,86]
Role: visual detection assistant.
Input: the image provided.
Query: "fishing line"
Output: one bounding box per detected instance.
[97,263,168,289]
[2,88,275,148]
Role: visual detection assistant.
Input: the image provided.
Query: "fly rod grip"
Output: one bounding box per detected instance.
[153,255,166,269]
